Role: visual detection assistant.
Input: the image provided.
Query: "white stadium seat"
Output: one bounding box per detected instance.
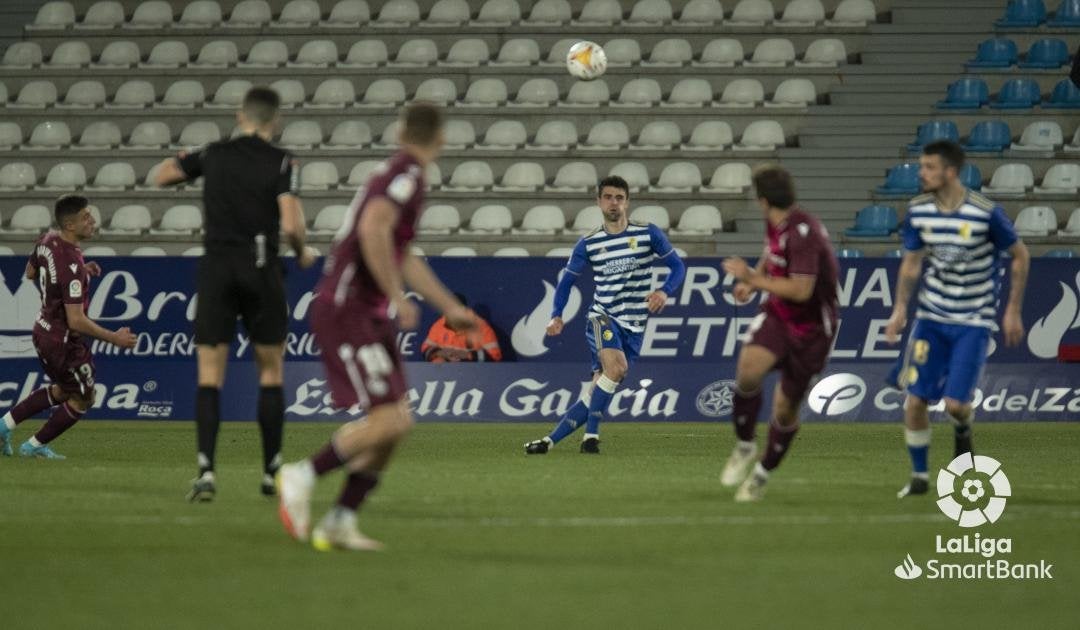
[650,162,702,193]
[273,0,322,26]
[324,0,370,26]
[346,160,381,186]
[627,0,672,24]
[776,0,824,26]
[442,39,490,67]
[131,247,168,257]
[0,123,22,149]
[549,162,598,192]
[673,205,723,234]
[495,162,545,191]
[426,163,442,188]
[59,81,107,109]
[478,120,527,149]
[157,80,205,108]
[392,39,438,67]
[542,39,575,66]
[178,1,223,27]
[664,79,713,107]
[472,0,521,25]
[194,41,238,67]
[47,41,91,67]
[324,121,371,148]
[182,246,205,257]
[718,78,765,107]
[88,162,136,190]
[703,163,752,193]
[125,1,174,28]
[414,78,458,105]
[604,39,642,67]
[766,78,817,107]
[3,42,43,68]
[373,0,420,26]
[729,0,774,25]
[108,80,155,108]
[1011,121,1064,152]
[515,205,566,233]
[1059,208,1080,236]
[493,39,540,66]
[797,39,848,67]
[583,121,630,150]
[12,81,58,109]
[442,120,476,150]
[460,79,508,107]
[493,247,530,257]
[614,79,662,107]
[280,121,323,149]
[440,247,477,257]
[227,0,272,26]
[746,39,795,67]
[643,39,692,67]
[143,41,190,68]
[30,2,76,30]
[464,205,513,233]
[374,120,400,148]
[41,162,87,190]
[419,205,461,233]
[156,205,203,232]
[291,40,339,67]
[446,161,495,191]
[982,164,1034,195]
[0,164,36,190]
[735,120,786,150]
[126,121,171,148]
[525,0,571,24]
[300,162,340,190]
[311,205,348,234]
[610,162,650,192]
[1063,127,1080,153]
[78,1,125,29]
[359,79,406,107]
[95,41,141,67]
[678,0,724,24]
[546,247,575,258]
[511,79,560,107]
[6,205,51,232]
[309,79,355,108]
[242,40,289,67]
[28,121,71,149]
[82,246,117,256]
[206,80,252,109]
[629,205,671,229]
[529,120,578,150]
[570,205,603,233]
[695,39,744,67]
[1014,206,1057,236]
[271,79,306,108]
[105,205,152,233]
[574,0,622,24]
[425,0,471,25]
[1035,164,1080,195]
[826,0,876,26]
[632,121,682,149]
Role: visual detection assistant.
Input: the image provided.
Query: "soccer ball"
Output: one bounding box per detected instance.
[566,41,607,81]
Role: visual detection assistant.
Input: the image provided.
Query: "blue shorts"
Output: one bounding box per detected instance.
[901,319,990,404]
[584,313,643,374]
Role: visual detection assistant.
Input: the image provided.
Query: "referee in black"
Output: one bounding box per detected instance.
[155,86,316,501]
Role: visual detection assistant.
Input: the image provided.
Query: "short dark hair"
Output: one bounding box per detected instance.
[596,175,629,198]
[400,102,443,146]
[923,140,965,170]
[242,86,281,126]
[752,165,796,209]
[55,194,88,227]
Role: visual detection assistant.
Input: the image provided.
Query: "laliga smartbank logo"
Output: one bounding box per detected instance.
[893,454,1054,582]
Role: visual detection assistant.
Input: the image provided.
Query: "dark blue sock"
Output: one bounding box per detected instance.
[585,377,617,435]
[908,445,929,474]
[548,401,589,443]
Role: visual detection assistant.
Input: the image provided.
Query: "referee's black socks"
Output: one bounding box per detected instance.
[195,386,220,475]
[257,386,285,476]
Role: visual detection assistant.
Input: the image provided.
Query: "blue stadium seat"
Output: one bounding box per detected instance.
[936,78,989,109]
[960,163,983,189]
[836,248,865,258]
[906,121,959,152]
[965,121,1012,152]
[1048,0,1080,25]
[990,79,1041,109]
[1045,79,1080,108]
[1043,249,1077,258]
[966,38,1017,68]
[875,164,920,195]
[845,205,898,238]
[995,0,1046,27]
[1019,38,1069,69]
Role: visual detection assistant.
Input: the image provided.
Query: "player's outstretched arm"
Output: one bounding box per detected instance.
[885,250,926,343]
[722,256,815,303]
[64,303,136,348]
[400,252,473,330]
[1002,240,1030,347]
[153,153,193,187]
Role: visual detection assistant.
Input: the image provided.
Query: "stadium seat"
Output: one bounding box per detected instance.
[442,39,490,67]
[524,0,571,24]
[457,79,506,107]
[1011,121,1063,151]
[632,121,682,149]
[206,80,251,109]
[1045,79,1080,108]
[542,39,575,66]
[569,205,603,233]
[959,163,983,189]
[373,0,420,26]
[906,120,960,152]
[414,78,458,105]
[583,121,630,150]
[695,39,744,67]
[991,78,1041,109]
[310,205,348,234]
[875,163,920,195]
[279,121,323,149]
[156,81,204,109]
[392,39,438,67]
[418,205,461,233]
[515,205,566,233]
[442,120,476,150]
[746,39,795,67]
[193,41,238,67]
[561,80,610,107]
[425,163,442,188]
[174,121,221,148]
[995,0,1046,27]
[143,41,189,67]
[446,161,494,191]
[1048,0,1080,25]
[837,248,864,258]
[613,79,662,107]
[825,0,876,26]
[177,1,222,27]
[718,78,765,107]
[78,1,124,29]
[226,0,272,26]
[342,40,388,67]
[529,120,578,150]
[683,121,734,151]
[678,0,724,24]
[478,120,527,149]
[777,0,824,26]
[6,205,51,232]
[643,39,692,67]
[324,0,369,25]
[495,162,545,191]
[627,0,672,24]
[300,162,339,190]
[309,79,355,108]
[492,247,529,257]
[729,0,774,25]
[974,163,1032,195]
[345,160,381,187]
[546,247,574,258]
[88,162,136,190]
[440,247,477,257]
[965,120,1011,152]
[798,39,847,67]
[1013,206,1057,236]
[464,205,513,233]
[28,121,71,149]
[845,205,898,237]
[125,1,174,28]
[29,2,76,29]
[735,120,785,150]
[267,79,303,108]
[1060,208,1080,235]
[47,41,91,67]
[573,0,623,24]
[549,162,598,192]
[673,205,722,234]
[609,162,650,192]
[663,79,713,107]
[273,0,321,26]
[1036,164,1080,194]
[630,205,671,229]
[511,79,560,107]
[241,40,288,67]
[82,246,117,256]
[603,39,643,69]
[40,163,85,190]
[702,162,752,193]
[0,123,21,149]
[490,39,540,66]
[766,78,817,107]
[11,81,58,109]
[130,247,167,256]
[936,78,989,109]
[373,121,400,148]
[125,121,170,148]
[1065,128,1080,153]
[95,41,140,67]
[966,38,1017,68]
[58,81,107,109]
[1019,38,1069,69]
[651,163,702,193]
[473,0,521,25]
[178,246,204,257]
[1043,249,1078,257]
[289,40,337,67]
[425,0,470,25]
[2,42,43,68]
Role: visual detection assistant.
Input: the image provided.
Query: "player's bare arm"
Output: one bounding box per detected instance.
[153,153,191,187]
[1002,240,1030,347]
[401,252,474,331]
[885,250,926,343]
[24,260,36,281]
[733,257,766,303]
[279,193,315,269]
[358,196,415,328]
[63,303,136,349]
[723,256,815,303]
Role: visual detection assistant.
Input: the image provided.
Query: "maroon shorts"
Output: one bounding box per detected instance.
[33,331,95,397]
[310,299,407,411]
[745,311,835,402]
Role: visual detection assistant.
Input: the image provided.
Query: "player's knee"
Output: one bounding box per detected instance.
[68,391,94,413]
[48,385,70,404]
[945,400,971,419]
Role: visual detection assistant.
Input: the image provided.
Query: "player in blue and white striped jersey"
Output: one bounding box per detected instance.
[524,175,686,454]
[885,141,1030,498]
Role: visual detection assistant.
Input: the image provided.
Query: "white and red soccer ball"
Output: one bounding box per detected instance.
[566,41,607,81]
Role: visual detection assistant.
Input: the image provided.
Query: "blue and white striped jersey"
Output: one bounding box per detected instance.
[902,190,1019,329]
[563,222,676,333]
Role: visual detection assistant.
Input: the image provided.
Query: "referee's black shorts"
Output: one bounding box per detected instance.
[195,251,288,346]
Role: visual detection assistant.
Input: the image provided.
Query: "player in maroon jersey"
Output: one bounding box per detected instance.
[276,103,475,551]
[0,195,137,459]
[719,166,839,502]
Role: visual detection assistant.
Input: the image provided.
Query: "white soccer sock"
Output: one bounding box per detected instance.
[2,413,15,431]
[596,375,618,394]
[583,433,599,440]
[736,439,756,453]
[904,428,932,447]
[28,436,42,448]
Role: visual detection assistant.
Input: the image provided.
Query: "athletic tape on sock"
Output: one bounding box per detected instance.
[596,375,618,394]
[905,428,932,447]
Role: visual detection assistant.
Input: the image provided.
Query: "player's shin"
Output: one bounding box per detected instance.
[4,387,58,429]
[904,427,931,478]
[760,419,799,472]
[732,386,763,444]
[548,397,590,444]
[32,402,82,445]
[195,386,221,474]
[585,375,618,437]
[257,386,285,475]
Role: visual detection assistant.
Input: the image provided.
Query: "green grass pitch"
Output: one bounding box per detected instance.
[0,421,1077,629]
